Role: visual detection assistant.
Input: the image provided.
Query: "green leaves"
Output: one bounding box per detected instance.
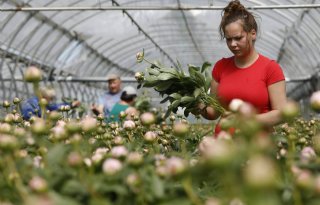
[157,73,177,81]
[136,58,224,118]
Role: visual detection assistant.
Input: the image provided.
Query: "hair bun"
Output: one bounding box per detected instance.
[224,0,245,16]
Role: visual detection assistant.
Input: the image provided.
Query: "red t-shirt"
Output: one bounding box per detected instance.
[212,54,285,114]
[212,54,285,137]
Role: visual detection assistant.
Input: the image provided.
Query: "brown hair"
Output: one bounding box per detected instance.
[219,0,258,39]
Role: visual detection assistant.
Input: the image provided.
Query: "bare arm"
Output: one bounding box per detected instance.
[255,80,287,126]
[91,104,104,116]
[200,79,223,120]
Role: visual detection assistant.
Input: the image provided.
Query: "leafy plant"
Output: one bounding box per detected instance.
[135,51,225,118]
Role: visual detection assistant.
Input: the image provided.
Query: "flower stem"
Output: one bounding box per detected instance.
[182,176,202,205]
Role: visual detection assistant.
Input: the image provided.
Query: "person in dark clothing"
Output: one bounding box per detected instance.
[21,86,80,120]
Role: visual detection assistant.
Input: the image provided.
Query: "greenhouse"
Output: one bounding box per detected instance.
[1,0,320,204]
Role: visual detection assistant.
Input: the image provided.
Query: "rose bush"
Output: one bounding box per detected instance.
[2,77,320,204]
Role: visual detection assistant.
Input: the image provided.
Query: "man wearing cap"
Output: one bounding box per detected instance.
[108,85,139,122]
[92,74,122,118]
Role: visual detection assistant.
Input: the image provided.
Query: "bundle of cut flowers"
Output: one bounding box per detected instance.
[135,50,225,118]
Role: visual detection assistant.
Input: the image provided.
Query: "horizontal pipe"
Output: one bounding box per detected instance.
[56,76,137,83]
[1,4,320,12]
[1,76,138,83]
[2,76,312,83]
[285,77,312,83]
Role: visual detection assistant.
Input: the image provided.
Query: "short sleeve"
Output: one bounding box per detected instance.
[266,60,285,86]
[212,59,224,83]
[97,95,104,105]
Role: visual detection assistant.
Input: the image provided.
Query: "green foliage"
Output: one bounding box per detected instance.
[136,57,225,118]
[3,92,320,205]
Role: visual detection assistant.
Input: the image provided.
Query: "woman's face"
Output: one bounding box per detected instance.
[224,20,256,58]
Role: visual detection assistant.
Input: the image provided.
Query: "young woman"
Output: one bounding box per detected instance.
[199,0,287,135]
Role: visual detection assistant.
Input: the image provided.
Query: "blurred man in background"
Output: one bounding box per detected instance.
[92,74,122,118]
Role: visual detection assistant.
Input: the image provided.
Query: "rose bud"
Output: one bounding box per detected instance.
[50,124,67,141]
[229,198,244,205]
[238,102,257,118]
[126,173,141,188]
[31,118,48,135]
[110,146,128,159]
[4,113,14,124]
[310,90,320,112]
[281,100,300,121]
[67,151,83,167]
[123,120,136,130]
[83,158,92,167]
[39,98,48,107]
[244,155,278,188]
[2,100,10,108]
[47,111,62,121]
[33,156,43,168]
[88,137,96,145]
[205,198,222,205]
[156,165,168,177]
[28,176,47,193]
[165,156,187,177]
[65,120,81,134]
[91,153,104,165]
[94,147,109,156]
[300,146,316,164]
[0,134,18,150]
[143,131,157,143]
[279,148,287,157]
[150,107,158,114]
[140,112,156,126]
[24,66,42,82]
[113,136,124,145]
[12,97,21,105]
[0,123,11,134]
[134,72,145,83]
[109,122,119,130]
[169,115,175,122]
[127,152,143,166]
[96,113,105,121]
[81,116,97,133]
[219,118,234,131]
[199,137,236,166]
[229,98,244,112]
[119,111,127,119]
[102,158,123,175]
[38,146,48,156]
[136,51,144,63]
[172,122,189,137]
[216,131,232,140]
[64,105,71,112]
[13,127,26,138]
[154,154,166,166]
[13,113,22,123]
[189,158,198,167]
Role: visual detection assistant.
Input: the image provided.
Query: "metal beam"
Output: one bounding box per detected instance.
[110,0,178,68]
[2,4,320,12]
[1,76,137,83]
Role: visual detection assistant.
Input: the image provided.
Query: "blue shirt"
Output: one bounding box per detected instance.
[97,91,121,118]
[20,96,69,120]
